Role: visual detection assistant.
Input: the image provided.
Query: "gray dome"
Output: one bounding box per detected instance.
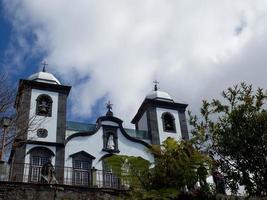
[28,71,61,85]
[146,90,173,101]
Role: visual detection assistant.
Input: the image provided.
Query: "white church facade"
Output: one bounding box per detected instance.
[9,69,189,187]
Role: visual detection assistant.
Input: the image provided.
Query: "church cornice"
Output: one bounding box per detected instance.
[65,128,100,144]
[18,79,71,95]
[131,98,188,124]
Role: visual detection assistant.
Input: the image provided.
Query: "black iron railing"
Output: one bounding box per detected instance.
[7,163,129,189]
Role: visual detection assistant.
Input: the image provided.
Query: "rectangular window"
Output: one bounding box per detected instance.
[30,156,49,182]
[73,160,90,186]
[103,161,119,188]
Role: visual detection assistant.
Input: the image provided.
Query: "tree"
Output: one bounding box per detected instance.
[106,138,213,200]
[0,72,16,160]
[0,71,43,161]
[0,73,15,116]
[189,83,267,196]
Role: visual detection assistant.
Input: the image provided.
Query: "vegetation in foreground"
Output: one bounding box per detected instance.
[107,83,267,199]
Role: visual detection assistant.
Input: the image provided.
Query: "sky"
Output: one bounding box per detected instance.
[0,0,267,127]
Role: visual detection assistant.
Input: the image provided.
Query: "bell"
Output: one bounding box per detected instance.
[166,123,172,128]
[40,107,47,112]
[39,101,48,113]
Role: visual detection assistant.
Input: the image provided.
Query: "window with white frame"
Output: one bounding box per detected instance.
[71,151,93,186]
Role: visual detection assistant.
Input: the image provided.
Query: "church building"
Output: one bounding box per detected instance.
[9,69,189,187]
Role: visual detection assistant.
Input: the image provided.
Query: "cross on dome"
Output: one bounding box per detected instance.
[106,101,113,112]
[41,61,48,72]
[153,80,159,91]
[105,101,114,117]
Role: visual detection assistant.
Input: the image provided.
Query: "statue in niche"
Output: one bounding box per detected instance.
[107,134,115,150]
[40,158,58,184]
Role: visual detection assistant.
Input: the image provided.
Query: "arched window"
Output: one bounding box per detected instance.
[28,147,55,182]
[162,112,176,133]
[36,94,53,116]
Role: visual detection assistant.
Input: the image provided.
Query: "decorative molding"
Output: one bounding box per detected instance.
[26,140,65,147]
[69,150,96,159]
[26,146,55,156]
[65,116,151,148]
[37,129,48,138]
[65,125,100,144]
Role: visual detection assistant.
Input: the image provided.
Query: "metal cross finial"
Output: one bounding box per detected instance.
[41,61,48,72]
[153,80,159,91]
[106,101,113,112]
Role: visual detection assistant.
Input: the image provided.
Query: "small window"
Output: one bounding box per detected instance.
[162,112,176,133]
[36,94,53,117]
[37,129,48,138]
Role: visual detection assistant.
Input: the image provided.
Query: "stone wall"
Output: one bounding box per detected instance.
[0,181,127,200]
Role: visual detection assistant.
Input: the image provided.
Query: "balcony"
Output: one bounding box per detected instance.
[3,163,129,190]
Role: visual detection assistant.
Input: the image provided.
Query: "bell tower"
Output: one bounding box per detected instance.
[131,83,189,145]
[10,67,71,182]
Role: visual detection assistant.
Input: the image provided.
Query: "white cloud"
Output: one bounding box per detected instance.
[3,0,267,126]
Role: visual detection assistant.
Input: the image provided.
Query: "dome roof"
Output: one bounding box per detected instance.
[146,90,174,102]
[28,71,61,85]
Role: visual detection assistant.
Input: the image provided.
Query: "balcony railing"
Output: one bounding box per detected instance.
[6,163,129,189]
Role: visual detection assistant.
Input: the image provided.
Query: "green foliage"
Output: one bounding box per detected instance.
[150,138,212,192]
[189,82,267,196]
[105,155,151,189]
[106,138,213,199]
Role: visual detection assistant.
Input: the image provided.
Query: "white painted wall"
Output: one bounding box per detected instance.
[28,89,59,143]
[65,124,154,172]
[65,130,77,139]
[156,107,182,144]
[137,112,148,131]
